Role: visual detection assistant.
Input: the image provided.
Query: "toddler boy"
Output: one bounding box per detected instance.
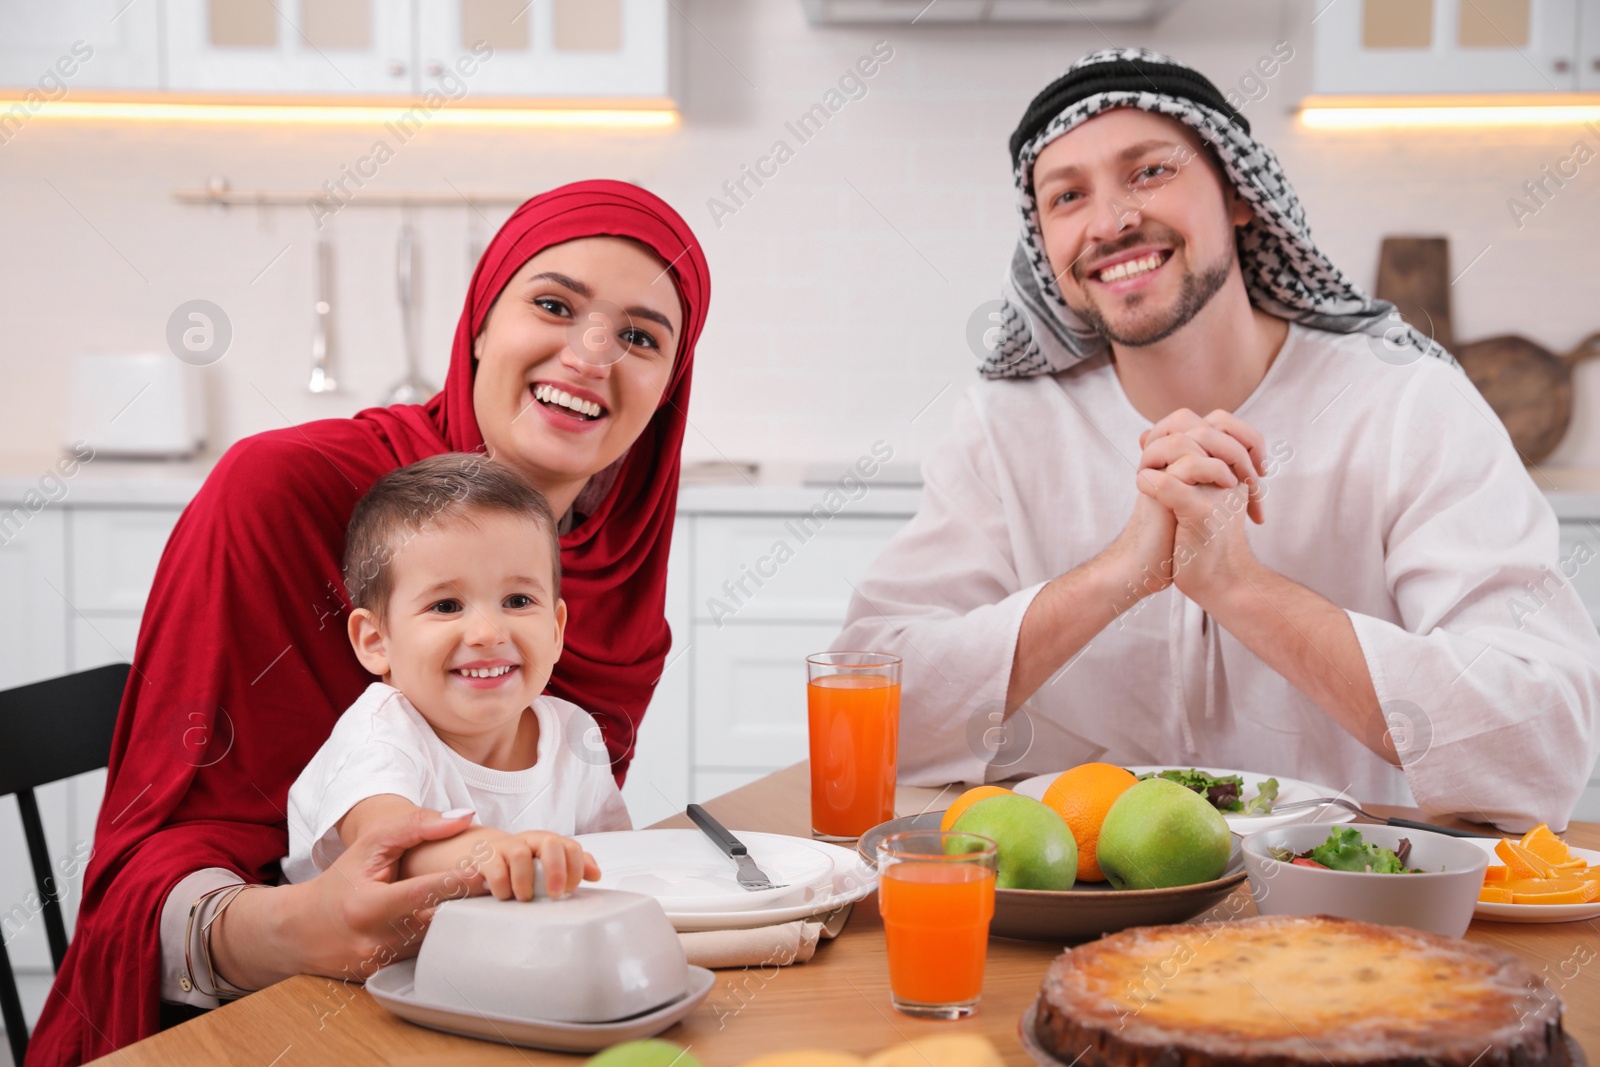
[283,452,630,899]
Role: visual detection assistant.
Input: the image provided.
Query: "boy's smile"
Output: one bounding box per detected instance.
[348,510,567,770]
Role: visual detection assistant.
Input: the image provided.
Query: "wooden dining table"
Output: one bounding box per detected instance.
[93,762,1600,1066]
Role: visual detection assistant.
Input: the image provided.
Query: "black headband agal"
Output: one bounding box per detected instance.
[1008,58,1249,168]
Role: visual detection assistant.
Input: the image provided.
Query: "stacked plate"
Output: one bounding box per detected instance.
[574,829,877,931]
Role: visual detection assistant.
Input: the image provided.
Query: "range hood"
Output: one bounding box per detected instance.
[801,0,1180,23]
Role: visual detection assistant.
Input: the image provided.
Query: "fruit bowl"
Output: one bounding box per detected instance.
[858,812,1248,942]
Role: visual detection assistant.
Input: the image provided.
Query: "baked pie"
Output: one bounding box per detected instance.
[1032,915,1571,1066]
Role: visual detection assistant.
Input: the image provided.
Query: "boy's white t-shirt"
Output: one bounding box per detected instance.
[282,681,632,883]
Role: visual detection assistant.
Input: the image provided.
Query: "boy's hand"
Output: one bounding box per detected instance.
[469,829,602,901]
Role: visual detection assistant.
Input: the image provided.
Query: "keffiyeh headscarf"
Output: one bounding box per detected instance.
[982,48,1455,379]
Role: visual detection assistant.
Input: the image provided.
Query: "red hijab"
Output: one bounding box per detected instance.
[26,180,709,1066]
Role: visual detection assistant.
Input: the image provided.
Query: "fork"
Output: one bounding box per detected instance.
[1269,797,1499,839]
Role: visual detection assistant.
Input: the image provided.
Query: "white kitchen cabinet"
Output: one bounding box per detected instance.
[67,509,181,613]
[691,621,840,769]
[0,0,161,92]
[165,0,416,95]
[617,521,692,829]
[691,515,910,624]
[1581,0,1600,89]
[0,508,68,690]
[415,0,670,101]
[0,0,670,100]
[1313,0,1584,94]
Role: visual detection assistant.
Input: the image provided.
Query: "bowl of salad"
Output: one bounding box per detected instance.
[1241,823,1489,937]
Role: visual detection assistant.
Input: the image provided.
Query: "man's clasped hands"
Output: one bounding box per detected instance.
[1109,408,1278,609]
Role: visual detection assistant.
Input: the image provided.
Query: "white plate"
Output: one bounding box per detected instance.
[367,959,713,1053]
[1468,839,1600,923]
[574,833,879,932]
[1013,765,1357,835]
[575,830,838,912]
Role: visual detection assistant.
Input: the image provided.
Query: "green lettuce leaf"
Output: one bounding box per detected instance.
[1307,826,1409,873]
[1243,777,1280,815]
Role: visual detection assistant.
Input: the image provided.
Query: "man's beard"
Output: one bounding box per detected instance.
[1069,239,1235,348]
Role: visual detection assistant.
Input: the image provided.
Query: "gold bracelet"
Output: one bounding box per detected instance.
[182,882,264,1000]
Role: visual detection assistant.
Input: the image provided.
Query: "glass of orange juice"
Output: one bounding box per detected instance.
[876,830,998,1019]
[806,652,901,841]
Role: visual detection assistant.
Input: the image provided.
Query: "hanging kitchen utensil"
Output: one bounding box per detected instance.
[1375,235,1600,464]
[308,235,338,393]
[1374,236,1454,351]
[1455,332,1600,464]
[384,218,438,405]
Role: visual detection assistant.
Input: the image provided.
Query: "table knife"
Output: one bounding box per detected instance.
[686,803,785,891]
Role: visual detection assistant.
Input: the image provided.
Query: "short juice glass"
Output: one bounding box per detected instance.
[806,652,901,841]
[876,830,998,1019]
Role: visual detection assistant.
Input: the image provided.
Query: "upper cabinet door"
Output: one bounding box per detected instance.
[1579,0,1600,88]
[1314,0,1581,94]
[0,0,161,91]
[415,0,671,100]
[166,0,415,94]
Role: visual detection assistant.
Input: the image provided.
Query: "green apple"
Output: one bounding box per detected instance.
[948,794,1077,890]
[1096,777,1232,890]
[588,1040,704,1067]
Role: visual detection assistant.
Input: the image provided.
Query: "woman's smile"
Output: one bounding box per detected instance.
[527,380,609,433]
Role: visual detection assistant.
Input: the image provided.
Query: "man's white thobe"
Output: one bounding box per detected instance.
[835,324,1600,831]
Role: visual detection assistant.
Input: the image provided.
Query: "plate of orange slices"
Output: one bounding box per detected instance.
[1470,823,1600,923]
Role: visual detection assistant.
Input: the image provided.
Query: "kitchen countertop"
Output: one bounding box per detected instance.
[1,452,1598,519]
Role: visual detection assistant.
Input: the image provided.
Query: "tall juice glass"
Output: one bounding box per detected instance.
[876,830,998,1019]
[806,652,901,841]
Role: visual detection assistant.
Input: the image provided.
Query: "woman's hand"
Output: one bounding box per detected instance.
[1139,407,1267,524]
[211,808,475,989]
[469,829,601,902]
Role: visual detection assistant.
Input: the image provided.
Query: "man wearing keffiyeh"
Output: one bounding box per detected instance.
[834,49,1600,832]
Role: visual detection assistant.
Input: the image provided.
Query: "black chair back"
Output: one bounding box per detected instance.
[0,662,131,1066]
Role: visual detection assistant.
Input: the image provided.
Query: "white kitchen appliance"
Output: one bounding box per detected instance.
[66,352,205,458]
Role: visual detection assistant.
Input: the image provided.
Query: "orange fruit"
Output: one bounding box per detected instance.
[1482,865,1510,884]
[939,786,1012,832]
[1040,763,1140,882]
[1496,839,1559,879]
[1519,824,1577,866]
[1478,885,1514,904]
[1511,882,1590,905]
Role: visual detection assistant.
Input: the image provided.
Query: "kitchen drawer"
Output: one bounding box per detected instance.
[1557,521,1600,628]
[691,621,838,766]
[69,508,182,612]
[692,515,906,623]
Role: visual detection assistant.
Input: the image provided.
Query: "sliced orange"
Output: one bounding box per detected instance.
[1496,839,1559,879]
[1512,884,1590,905]
[1478,885,1515,904]
[1482,865,1511,884]
[1520,824,1577,866]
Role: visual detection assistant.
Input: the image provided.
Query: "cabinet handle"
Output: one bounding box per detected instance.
[1592,57,1600,72]
[387,59,407,76]
[1552,57,1571,73]
[426,60,444,77]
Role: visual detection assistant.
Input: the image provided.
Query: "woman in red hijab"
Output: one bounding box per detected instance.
[26,180,710,1066]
